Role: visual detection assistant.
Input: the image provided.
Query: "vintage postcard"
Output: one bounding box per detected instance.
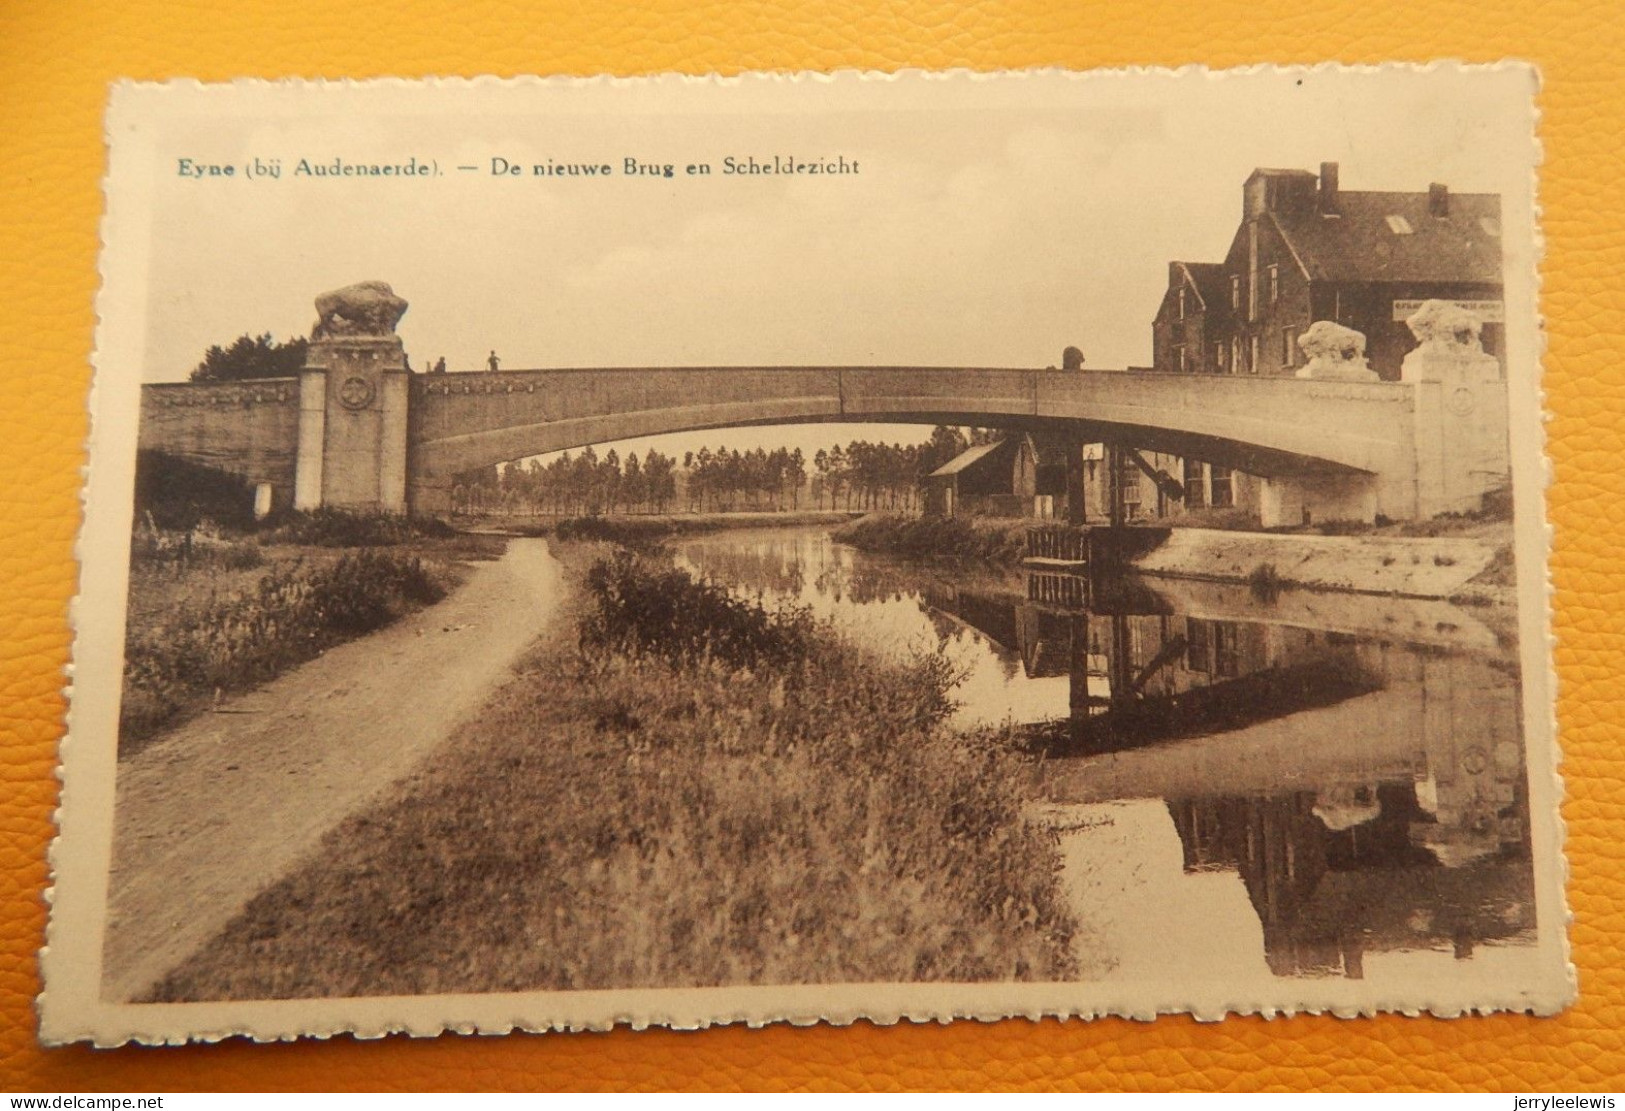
[44,66,1571,1045]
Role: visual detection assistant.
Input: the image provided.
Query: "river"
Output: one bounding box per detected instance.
[673,524,1542,998]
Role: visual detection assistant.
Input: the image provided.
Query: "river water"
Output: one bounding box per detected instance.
[673,525,1541,996]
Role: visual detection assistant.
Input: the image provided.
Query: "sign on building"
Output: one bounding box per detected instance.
[1392,299,1505,322]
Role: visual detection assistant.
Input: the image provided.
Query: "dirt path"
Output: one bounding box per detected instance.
[100,539,563,1003]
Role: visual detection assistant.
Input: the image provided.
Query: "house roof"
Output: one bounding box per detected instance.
[1269,190,1502,284]
[1178,261,1231,314]
[928,439,1008,478]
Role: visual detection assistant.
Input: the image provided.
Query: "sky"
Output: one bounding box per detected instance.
[132,67,1534,463]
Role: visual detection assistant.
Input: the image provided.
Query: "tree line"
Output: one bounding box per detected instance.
[810,426,973,512]
[456,447,682,516]
[453,426,984,517]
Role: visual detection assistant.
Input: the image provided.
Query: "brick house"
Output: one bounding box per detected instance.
[1151,162,1504,381]
[1151,262,1233,375]
[1139,162,1505,526]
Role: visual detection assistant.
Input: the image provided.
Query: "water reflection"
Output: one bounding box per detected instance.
[673,526,1537,986]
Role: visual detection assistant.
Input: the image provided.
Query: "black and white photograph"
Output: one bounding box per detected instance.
[43,66,1569,1044]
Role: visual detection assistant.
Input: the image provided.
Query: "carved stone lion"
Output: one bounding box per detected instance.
[1406,299,1484,353]
[312,281,409,340]
[1295,320,1378,382]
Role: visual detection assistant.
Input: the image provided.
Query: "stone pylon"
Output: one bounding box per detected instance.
[1400,300,1509,519]
[293,282,412,513]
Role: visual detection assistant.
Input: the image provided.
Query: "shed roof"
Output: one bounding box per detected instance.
[928,439,1007,478]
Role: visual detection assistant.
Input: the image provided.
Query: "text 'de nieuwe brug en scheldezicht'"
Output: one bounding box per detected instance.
[174,153,862,182]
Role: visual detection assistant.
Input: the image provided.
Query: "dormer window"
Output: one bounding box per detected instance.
[1385,214,1414,235]
[1177,287,1187,320]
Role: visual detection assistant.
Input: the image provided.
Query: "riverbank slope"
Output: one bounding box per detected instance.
[147,541,1082,1001]
[102,540,563,1003]
[834,513,1514,601]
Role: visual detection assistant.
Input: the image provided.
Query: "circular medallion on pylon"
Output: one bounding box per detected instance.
[338,376,375,410]
[1448,386,1475,416]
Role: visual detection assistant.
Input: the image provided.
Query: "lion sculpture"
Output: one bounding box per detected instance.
[312,281,409,340]
[1406,299,1484,353]
[1294,320,1378,382]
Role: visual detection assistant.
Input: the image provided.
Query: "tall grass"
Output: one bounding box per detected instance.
[834,513,1028,564]
[150,555,1079,1000]
[120,550,444,752]
[256,506,457,547]
[580,549,814,671]
[550,515,681,548]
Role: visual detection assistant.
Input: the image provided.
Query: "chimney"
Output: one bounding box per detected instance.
[1429,182,1450,217]
[1318,161,1340,213]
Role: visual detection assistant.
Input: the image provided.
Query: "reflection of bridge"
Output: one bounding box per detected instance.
[138,286,1511,527]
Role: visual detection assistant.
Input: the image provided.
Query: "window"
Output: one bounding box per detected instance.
[1230,275,1242,311]
[1281,326,1296,367]
[1231,336,1243,374]
[1177,287,1187,320]
[1183,458,1205,508]
[1268,264,1279,304]
[1185,617,1211,673]
[1249,335,1261,375]
[1210,464,1234,509]
[1213,623,1241,678]
[1120,466,1141,506]
[1175,344,1187,372]
[1213,342,1225,373]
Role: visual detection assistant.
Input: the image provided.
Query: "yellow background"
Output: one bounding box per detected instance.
[2,0,1620,1091]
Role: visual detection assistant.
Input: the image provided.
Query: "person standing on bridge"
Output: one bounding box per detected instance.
[487,350,501,373]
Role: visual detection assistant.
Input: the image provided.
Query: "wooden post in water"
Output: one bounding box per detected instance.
[1068,612,1094,750]
[1066,438,1088,526]
[1107,443,1126,529]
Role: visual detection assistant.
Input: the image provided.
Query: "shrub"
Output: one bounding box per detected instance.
[121,550,444,750]
[1247,561,1283,602]
[256,507,456,547]
[134,450,257,532]
[579,550,813,671]
[833,514,1026,564]
[553,516,676,549]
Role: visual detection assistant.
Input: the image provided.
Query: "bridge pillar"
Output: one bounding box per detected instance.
[1400,301,1509,519]
[292,282,413,514]
[1258,473,1377,529]
[294,367,326,510]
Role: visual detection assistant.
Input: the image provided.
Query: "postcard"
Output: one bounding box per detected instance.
[42,65,1571,1044]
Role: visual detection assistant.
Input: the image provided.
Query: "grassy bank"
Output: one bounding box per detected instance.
[121,512,505,756]
[495,510,862,549]
[149,546,1079,1000]
[833,513,1030,565]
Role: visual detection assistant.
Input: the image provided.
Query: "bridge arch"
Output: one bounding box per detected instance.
[406,365,1413,515]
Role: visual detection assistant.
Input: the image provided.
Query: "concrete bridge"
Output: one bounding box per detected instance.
[138,285,1511,528]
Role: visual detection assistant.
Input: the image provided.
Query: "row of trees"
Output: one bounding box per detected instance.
[457,447,682,516]
[684,446,807,512]
[453,426,988,517]
[809,426,979,512]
